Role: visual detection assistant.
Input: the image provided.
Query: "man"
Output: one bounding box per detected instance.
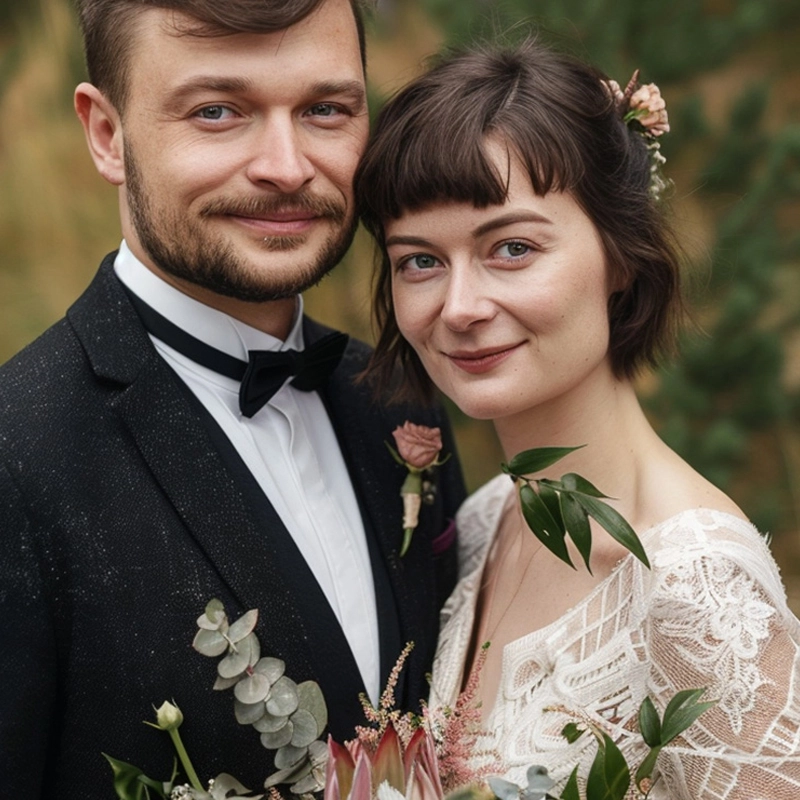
[0,1,464,797]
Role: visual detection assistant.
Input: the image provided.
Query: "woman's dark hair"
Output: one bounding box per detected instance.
[355,39,684,403]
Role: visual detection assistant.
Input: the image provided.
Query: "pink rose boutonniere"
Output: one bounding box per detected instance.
[388,422,449,556]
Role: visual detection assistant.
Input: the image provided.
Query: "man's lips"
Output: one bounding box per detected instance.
[445,343,524,374]
[229,211,321,236]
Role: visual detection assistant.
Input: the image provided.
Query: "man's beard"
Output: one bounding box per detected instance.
[124,142,358,302]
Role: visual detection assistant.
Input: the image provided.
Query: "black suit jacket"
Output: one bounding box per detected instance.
[0,255,466,799]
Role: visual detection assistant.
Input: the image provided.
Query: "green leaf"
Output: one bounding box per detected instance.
[503,446,584,478]
[560,473,609,498]
[637,696,661,747]
[633,745,661,789]
[560,722,585,744]
[538,483,566,535]
[661,688,716,744]
[520,484,573,568]
[571,494,650,568]
[585,734,630,800]
[385,441,406,467]
[103,753,166,800]
[560,492,592,573]
[558,767,581,800]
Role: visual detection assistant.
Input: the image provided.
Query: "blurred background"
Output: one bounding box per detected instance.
[1,0,799,607]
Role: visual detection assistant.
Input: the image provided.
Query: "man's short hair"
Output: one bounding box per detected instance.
[75,0,367,112]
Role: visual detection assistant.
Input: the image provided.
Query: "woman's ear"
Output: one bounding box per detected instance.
[74,82,125,186]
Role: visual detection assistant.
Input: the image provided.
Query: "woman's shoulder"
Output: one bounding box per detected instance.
[643,506,793,614]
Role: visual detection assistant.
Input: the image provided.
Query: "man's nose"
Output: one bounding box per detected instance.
[245,114,316,193]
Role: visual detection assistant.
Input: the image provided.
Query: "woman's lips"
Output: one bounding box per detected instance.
[445,343,524,374]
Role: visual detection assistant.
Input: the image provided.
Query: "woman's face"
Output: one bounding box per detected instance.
[386,149,614,422]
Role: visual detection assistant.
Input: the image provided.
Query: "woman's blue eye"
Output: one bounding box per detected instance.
[408,254,439,269]
[498,242,530,258]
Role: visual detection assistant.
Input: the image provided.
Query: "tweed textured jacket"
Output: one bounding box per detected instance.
[0,254,465,799]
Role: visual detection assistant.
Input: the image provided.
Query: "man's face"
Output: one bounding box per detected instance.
[118,0,368,305]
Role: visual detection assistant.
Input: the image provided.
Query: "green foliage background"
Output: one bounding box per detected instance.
[1,0,799,604]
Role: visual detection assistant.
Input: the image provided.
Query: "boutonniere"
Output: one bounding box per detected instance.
[387,421,450,556]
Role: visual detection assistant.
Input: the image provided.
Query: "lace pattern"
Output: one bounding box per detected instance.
[431,475,800,799]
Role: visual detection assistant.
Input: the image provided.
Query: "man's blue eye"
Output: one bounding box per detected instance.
[198,106,228,120]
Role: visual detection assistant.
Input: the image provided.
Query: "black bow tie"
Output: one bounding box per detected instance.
[125,289,348,418]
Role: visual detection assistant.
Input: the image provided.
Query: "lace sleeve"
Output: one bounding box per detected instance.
[645,518,800,798]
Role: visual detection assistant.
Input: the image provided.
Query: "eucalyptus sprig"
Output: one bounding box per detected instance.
[501,446,649,572]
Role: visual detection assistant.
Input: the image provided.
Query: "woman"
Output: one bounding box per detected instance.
[355,41,800,798]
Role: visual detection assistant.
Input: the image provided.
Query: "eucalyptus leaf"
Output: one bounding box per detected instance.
[193,628,229,658]
[637,696,662,747]
[571,494,650,568]
[289,709,319,748]
[248,632,261,668]
[263,755,312,788]
[560,473,609,498]
[520,484,572,567]
[254,657,285,684]
[227,609,259,643]
[260,722,294,750]
[503,446,583,477]
[487,776,520,800]
[274,743,309,770]
[560,492,592,573]
[234,695,268,724]
[253,711,289,733]
[235,672,271,706]
[213,674,240,691]
[290,764,326,795]
[296,681,327,736]
[209,773,260,800]
[522,765,555,799]
[585,733,630,800]
[218,635,253,679]
[204,598,226,625]
[266,676,299,717]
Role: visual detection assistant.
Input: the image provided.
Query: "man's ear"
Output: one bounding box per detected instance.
[74,82,125,186]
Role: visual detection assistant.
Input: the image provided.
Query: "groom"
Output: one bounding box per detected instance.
[0,0,464,797]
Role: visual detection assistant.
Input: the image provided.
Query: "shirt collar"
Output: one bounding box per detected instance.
[113,240,305,360]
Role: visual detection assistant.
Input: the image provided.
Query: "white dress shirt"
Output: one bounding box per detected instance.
[114,242,380,703]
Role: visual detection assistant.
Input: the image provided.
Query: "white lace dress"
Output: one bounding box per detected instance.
[430,475,800,799]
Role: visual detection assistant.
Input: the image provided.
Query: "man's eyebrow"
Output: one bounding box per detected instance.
[308,80,367,111]
[164,76,253,108]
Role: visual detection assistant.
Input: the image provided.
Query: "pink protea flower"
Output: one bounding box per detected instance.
[628,83,670,136]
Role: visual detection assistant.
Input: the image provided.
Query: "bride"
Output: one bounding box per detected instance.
[355,40,800,798]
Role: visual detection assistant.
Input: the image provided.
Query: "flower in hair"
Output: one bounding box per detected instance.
[627,83,670,137]
[605,69,672,199]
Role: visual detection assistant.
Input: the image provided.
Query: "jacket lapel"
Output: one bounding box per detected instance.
[66,258,367,736]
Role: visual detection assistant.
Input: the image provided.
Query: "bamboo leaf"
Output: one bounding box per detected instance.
[585,733,630,800]
[538,482,565,535]
[560,492,592,573]
[571,494,650,568]
[634,746,661,789]
[520,484,573,568]
[559,767,581,800]
[560,473,609,498]
[503,446,583,477]
[661,689,716,744]
[637,696,661,747]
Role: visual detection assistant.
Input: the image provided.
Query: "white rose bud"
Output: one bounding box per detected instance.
[154,700,184,731]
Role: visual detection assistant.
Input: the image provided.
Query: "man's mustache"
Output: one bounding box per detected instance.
[200,192,347,223]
